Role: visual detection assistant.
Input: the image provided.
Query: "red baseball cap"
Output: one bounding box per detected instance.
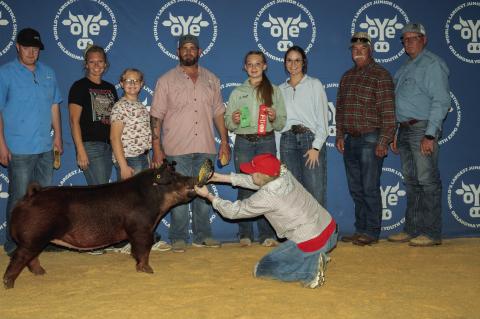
[240,153,280,177]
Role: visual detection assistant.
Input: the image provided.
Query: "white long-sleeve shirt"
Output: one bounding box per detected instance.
[211,167,333,243]
[279,75,329,150]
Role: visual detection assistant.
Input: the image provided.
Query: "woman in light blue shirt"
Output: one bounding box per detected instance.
[279,46,329,206]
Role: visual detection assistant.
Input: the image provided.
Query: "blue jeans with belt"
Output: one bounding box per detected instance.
[343,131,384,239]
[280,130,327,206]
[4,151,54,255]
[82,141,113,185]
[166,153,216,244]
[233,134,277,243]
[398,121,442,241]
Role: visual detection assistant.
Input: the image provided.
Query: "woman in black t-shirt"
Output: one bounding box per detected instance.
[68,45,118,185]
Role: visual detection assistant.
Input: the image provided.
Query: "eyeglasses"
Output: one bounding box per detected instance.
[123,79,141,85]
[401,35,424,44]
[285,59,303,64]
[351,37,370,44]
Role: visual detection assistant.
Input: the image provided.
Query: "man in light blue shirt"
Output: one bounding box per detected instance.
[0,28,62,255]
[388,23,450,247]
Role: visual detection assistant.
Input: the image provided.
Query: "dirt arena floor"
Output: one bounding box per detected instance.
[1,238,479,319]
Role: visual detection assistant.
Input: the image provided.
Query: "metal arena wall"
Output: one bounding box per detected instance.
[0,0,479,243]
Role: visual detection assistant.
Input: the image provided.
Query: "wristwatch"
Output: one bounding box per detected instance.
[313,147,319,151]
[424,135,435,140]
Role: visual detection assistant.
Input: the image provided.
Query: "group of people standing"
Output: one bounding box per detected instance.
[0,21,450,289]
[336,24,450,248]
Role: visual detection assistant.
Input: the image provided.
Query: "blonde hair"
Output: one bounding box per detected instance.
[119,68,144,83]
[83,44,109,72]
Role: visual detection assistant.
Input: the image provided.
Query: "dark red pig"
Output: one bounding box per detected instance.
[3,160,202,289]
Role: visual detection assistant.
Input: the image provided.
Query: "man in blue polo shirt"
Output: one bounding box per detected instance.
[0,28,63,255]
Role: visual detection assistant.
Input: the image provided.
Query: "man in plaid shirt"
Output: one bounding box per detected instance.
[335,32,396,246]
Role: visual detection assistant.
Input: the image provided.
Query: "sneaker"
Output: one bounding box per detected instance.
[112,243,131,254]
[105,241,128,251]
[261,238,279,247]
[87,249,106,255]
[409,235,442,247]
[239,238,252,247]
[44,244,65,252]
[151,240,172,252]
[192,238,221,248]
[387,232,412,243]
[305,253,329,289]
[172,240,186,253]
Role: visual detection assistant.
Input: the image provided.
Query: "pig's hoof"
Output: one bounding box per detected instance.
[30,267,46,276]
[3,278,14,289]
[136,264,154,274]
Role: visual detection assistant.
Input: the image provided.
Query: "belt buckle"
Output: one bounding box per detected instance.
[291,125,308,135]
[240,134,258,142]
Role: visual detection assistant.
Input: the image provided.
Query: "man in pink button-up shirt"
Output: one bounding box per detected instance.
[150,34,230,253]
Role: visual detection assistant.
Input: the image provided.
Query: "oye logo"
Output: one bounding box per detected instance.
[380,167,406,232]
[253,0,316,62]
[53,0,117,60]
[359,15,404,53]
[455,182,480,218]
[445,2,480,64]
[153,0,218,60]
[262,14,308,52]
[62,11,109,50]
[453,17,480,54]
[351,1,410,63]
[448,166,480,228]
[162,12,209,37]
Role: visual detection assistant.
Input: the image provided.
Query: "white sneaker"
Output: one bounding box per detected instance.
[305,253,329,289]
[87,249,106,255]
[192,238,221,248]
[151,240,172,252]
[239,238,252,247]
[112,243,131,254]
[261,238,279,247]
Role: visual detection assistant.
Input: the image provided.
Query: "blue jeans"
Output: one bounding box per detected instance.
[114,153,149,181]
[280,130,327,206]
[233,134,276,243]
[398,121,442,240]
[4,151,54,255]
[82,142,113,185]
[255,227,338,284]
[343,131,384,239]
[166,153,216,244]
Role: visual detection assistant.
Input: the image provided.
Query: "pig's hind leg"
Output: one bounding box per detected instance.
[27,256,46,275]
[3,246,44,289]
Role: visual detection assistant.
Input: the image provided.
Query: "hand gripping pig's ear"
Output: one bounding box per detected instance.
[197,159,214,187]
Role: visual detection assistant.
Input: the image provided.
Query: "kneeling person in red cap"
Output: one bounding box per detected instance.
[194,153,337,288]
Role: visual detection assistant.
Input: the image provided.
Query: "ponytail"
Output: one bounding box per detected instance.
[258,73,273,107]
